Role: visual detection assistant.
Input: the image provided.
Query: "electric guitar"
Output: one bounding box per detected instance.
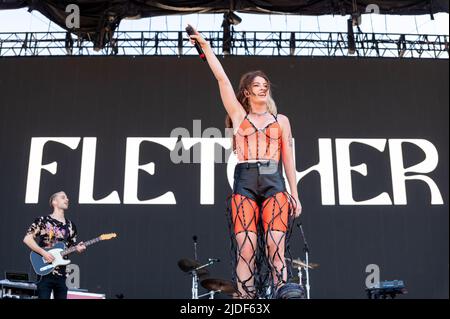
[30,233,117,276]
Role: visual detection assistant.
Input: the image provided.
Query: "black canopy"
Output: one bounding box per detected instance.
[1,1,448,48]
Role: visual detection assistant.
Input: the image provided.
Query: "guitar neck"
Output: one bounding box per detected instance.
[61,237,101,256]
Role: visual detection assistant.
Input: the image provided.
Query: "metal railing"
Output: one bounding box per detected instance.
[0,31,448,58]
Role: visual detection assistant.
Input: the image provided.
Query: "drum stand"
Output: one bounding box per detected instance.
[191,269,199,299]
[304,249,311,299]
[191,260,216,299]
[191,261,207,299]
[188,236,220,299]
[198,289,218,299]
[295,262,310,299]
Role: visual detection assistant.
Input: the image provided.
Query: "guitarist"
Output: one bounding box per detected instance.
[23,191,86,299]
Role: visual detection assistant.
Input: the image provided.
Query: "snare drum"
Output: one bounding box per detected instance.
[275,283,306,299]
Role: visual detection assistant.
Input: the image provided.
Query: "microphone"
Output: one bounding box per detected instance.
[192,235,198,243]
[186,25,206,61]
[208,258,220,262]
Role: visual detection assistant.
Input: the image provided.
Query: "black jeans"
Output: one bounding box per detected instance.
[37,273,68,299]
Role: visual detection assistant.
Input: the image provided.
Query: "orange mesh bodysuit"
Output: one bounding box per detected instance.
[233,113,282,162]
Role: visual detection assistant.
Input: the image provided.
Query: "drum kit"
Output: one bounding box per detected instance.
[177,227,319,299]
[177,256,319,299]
[177,236,238,299]
[177,257,237,299]
[286,257,319,299]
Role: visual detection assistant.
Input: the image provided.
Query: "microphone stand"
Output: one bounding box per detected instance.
[193,235,198,261]
[298,223,311,299]
[192,235,198,299]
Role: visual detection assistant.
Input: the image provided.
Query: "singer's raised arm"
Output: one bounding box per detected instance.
[188,26,245,126]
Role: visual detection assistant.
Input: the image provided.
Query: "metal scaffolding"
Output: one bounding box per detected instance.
[0,31,448,59]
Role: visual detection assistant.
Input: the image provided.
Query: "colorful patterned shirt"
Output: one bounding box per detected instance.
[26,215,78,277]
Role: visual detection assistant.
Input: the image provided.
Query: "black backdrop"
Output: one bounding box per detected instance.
[0,56,448,298]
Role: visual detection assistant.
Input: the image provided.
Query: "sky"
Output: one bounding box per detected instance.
[0,8,448,35]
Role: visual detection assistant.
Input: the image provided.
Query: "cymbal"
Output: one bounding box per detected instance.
[177,258,210,277]
[178,258,200,272]
[201,278,238,295]
[287,258,319,269]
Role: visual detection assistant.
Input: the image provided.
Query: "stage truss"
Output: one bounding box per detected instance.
[0,31,448,59]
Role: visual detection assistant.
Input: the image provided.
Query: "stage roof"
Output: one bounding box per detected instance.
[1,1,448,48]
